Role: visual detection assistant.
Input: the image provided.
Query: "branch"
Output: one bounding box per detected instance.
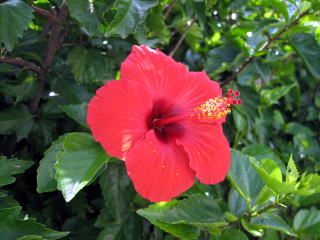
[0,56,43,73]
[31,5,57,23]
[164,0,177,20]
[169,21,193,57]
[221,11,310,86]
[30,5,69,113]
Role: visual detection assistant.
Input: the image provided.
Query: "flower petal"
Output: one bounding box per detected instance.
[87,79,153,159]
[175,121,230,184]
[121,46,222,111]
[125,130,195,202]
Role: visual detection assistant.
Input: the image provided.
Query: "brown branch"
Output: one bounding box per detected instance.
[31,5,57,23]
[0,56,43,73]
[221,11,310,86]
[169,22,193,57]
[30,5,69,113]
[164,0,177,20]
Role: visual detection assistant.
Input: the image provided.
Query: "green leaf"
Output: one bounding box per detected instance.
[242,144,285,173]
[0,156,33,187]
[261,84,295,107]
[227,149,264,202]
[55,133,109,202]
[137,201,200,239]
[250,158,296,194]
[36,135,66,193]
[204,45,240,74]
[0,0,34,51]
[286,155,299,184]
[146,4,169,42]
[159,195,224,224]
[66,46,113,85]
[66,0,102,36]
[296,173,320,196]
[0,105,34,138]
[0,77,37,103]
[293,208,320,237]
[228,188,247,217]
[261,0,289,22]
[59,103,89,129]
[241,218,263,237]
[0,206,68,239]
[215,228,249,240]
[251,213,296,236]
[290,33,320,80]
[106,0,158,38]
[252,58,271,84]
[99,162,135,223]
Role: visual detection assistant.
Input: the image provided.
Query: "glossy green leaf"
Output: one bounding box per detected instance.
[227,149,264,201]
[55,133,109,202]
[66,46,113,85]
[37,135,66,193]
[241,218,264,237]
[137,201,200,239]
[0,0,34,51]
[251,213,296,236]
[106,0,157,38]
[159,195,223,224]
[99,162,135,223]
[293,208,320,237]
[296,173,320,196]
[0,206,68,239]
[59,103,89,129]
[291,33,320,80]
[0,156,33,187]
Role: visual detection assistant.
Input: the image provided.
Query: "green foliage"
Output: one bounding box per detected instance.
[0,0,320,239]
[0,0,34,50]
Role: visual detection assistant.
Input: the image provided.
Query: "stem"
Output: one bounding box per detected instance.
[221,11,310,86]
[169,21,194,57]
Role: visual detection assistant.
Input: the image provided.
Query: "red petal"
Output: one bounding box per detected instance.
[175,121,230,184]
[125,130,195,202]
[121,46,222,111]
[87,80,153,159]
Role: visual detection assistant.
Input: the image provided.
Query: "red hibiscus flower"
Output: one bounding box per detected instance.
[87,45,241,202]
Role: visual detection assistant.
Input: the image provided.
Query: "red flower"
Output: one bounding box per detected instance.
[87,46,241,202]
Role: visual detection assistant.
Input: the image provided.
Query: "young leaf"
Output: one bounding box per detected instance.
[215,228,249,240]
[250,158,296,194]
[137,201,200,239]
[0,0,34,51]
[55,133,109,202]
[286,155,299,184]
